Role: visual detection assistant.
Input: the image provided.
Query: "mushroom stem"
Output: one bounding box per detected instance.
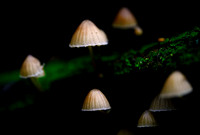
[88,46,96,70]
[30,77,43,92]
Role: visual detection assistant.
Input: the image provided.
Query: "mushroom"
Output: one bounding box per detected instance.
[112,7,143,36]
[81,89,111,111]
[159,71,193,98]
[112,7,138,29]
[69,19,108,71]
[149,95,176,112]
[20,54,45,91]
[137,110,158,127]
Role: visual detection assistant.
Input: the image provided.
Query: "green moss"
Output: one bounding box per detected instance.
[38,56,94,90]
[139,42,159,54]
[0,70,20,85]
[114,26,200,74]
[1,94,35,112]
[101,53,119,62]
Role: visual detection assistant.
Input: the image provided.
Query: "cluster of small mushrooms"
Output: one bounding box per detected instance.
[19,7,193,128]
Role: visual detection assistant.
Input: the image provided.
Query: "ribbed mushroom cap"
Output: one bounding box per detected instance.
[149,95,176,112]
[82,89,111,111]
[159,71,193,98]
[112,7,138,29]
[69,20,108,48]
[137,110,158,127]
[20,55,44,78]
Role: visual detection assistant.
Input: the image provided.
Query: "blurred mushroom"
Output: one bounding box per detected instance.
[20,55,45,91]
[149,95,176,112]
[158,37,165,42]
[159,71,193,98]
[81,89,111,111]
[112,7,138,29]
[69,19,108,71]
[134,25,143,36]
[137,110,158,127]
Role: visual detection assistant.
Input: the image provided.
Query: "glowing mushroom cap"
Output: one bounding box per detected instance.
[82,89,111,111]
[137,110,158,128]
[149,95,176,112]
[159,71,193,98]
[112,7,138,29]
[20,55,44,78]
[69,20,108,48]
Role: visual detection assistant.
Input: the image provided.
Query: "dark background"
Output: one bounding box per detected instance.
[1,1,200,71]
[0,1,200,134]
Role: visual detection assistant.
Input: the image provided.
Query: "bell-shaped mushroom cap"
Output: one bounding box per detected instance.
[112,7,138,29]
[69,20,108,48]
[20,55,44,78]
[137,110,158,127]
[159,71,193,98]
[82,89,111,111]
[149,95,176,112]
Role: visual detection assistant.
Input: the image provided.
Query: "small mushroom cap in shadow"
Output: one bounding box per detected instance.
[149,95,176,112]
[112,7,138,29]
[82,89,111,111]
[20,55,44,78]
[137,110,158,127]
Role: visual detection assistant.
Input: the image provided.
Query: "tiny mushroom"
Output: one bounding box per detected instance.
[20,55,44,78]
[159,71,193,98]
[82,89,111,111]
[112,7,138,29]
[69,19,108,70]
[137,110,158,128]
[20,54,45,91]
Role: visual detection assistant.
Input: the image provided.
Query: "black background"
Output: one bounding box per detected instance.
[0,1,200,134]
[1,1,200,71]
